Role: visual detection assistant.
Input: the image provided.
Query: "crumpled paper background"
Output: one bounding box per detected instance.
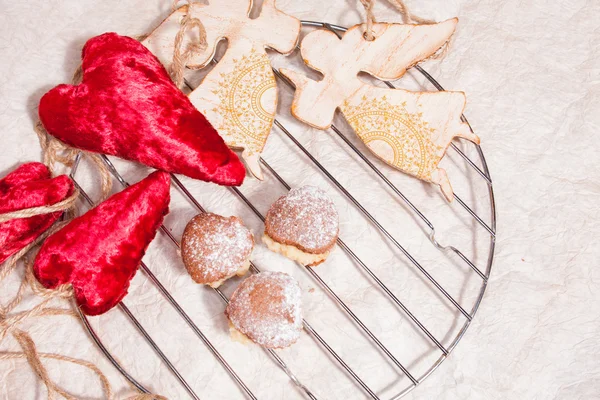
[0,0,598,399]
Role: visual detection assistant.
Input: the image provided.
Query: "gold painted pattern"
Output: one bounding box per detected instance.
[341,95,444,181]
[211,48,275,155]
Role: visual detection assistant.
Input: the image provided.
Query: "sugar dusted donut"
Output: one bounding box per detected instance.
[263,186,339,266]
[225,271,302,349]
[181,213,253,288]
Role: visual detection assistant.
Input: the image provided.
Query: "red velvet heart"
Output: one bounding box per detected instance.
[39,32,246,187]
[0,162,74,264]
[34,171,170,315]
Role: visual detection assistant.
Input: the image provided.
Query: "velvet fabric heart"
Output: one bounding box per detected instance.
[0,162,74,265]
[34,171,170,315]
[39,32,246,187]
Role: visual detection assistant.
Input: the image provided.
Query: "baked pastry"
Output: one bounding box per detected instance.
[263,186,339,266]
[181,213,253,288]
[225,271,302,349]
[34,171,170,315]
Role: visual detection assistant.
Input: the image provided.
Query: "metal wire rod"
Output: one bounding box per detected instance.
[258,159,448,354]
[62,19,496,400]
[390,134,497,400]
[327,123,434,231]
[101,158,321,400]
[320,22,493,187]
[68,165,202,400]
[137,260,259,400]
[453,194,495,236]
[119,302,200,400]
[229,185,418,386]
[327,124,488,281]
[270,56,492,279]
[449,142,492,184]
[281,22,495,243]
[271,120,472,320]
[165,173,383,399]
[75,306,151,394]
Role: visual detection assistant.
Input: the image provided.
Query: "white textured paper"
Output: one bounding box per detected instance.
[0,0,598,399]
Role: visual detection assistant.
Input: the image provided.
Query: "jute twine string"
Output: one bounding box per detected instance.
[170,0,207,88]
[2,315,164,400]
[0,1,211,394]
[6,328,113,400]
[0,61,167,398]
[34,121,113,204]
[0,229,51,289]
[0,173,162,400]
[0,222,74,337]
[359,0,450,58]
[0,223,85,399]
[386,0,435,24]
[0,270,156,399]
[0,193,79,224]
[359,0,377,41]
[0,221,73,316]
[0,297,56,342]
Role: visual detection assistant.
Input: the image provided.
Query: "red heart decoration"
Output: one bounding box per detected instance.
[39,33,246,187]
[0,162,74,264]
[34,171,170,315]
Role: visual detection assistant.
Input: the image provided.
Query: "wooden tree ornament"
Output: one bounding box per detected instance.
[143,0,301,180]
[280,19,480,201]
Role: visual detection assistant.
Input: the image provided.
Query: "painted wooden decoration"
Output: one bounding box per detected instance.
[143,1,301,180]
[280,19,480,201]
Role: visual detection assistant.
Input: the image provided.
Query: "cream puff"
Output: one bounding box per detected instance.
[263,186,339,266]
[181,213,253,288]
[225,271,302,349]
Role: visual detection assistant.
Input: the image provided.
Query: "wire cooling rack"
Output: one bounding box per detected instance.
[66,21,496,400]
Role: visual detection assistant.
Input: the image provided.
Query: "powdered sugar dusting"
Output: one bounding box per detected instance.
[225,271,302,349]
[265,186,339,253]
[181,213,253,285]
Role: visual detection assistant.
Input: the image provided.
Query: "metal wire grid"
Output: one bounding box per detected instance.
[65,21,496,400]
